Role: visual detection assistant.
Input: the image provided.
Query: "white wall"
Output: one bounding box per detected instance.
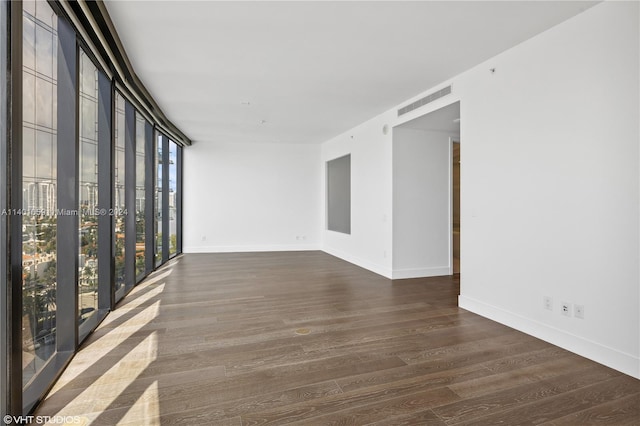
[183,141,322,252]
[457,0,639,379]
[321,112,395,278]
[392,128,453,278]
[322,2,640,378]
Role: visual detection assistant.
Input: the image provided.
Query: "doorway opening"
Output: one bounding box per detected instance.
[391,101,460,279]
[452,140,460,275]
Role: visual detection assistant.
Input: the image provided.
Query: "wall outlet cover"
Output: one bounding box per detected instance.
[543,296,553,311]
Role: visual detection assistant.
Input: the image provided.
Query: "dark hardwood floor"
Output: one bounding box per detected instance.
[35,252,640,425]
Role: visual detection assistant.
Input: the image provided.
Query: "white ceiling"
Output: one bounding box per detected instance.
[104,1,597,145]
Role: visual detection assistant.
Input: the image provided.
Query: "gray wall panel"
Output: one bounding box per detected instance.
[327,154,351,234]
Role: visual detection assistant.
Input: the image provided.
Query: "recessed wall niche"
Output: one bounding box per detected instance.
[326,154,351,234]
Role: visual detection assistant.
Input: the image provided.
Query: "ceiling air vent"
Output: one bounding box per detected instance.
[398,85,452,117]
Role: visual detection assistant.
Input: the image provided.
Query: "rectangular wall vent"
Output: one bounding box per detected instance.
[398,85,452,117]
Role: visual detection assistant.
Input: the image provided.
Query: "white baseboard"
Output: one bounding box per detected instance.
[392,266,451,279]
[459,295,640,379]
[322,246,392,279]
[184,244,321,253]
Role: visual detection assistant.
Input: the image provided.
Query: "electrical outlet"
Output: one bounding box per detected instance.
[543,296,553,311]
[574,304,584,319]
[561,302,571,316]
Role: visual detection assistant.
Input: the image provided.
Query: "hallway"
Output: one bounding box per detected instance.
[35,252,639,425]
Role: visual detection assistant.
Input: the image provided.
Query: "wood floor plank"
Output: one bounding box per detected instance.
[432,363,623,424]
[368,409,446,426]
[285,387,457,425]
[239,375,460,425]
[335,363,489,395]
[540,392,640,426]
[456,375,640,426]
[38,365,228,415]
[443,347,592,401]
[33,252,639,425]
[131,381,343,425]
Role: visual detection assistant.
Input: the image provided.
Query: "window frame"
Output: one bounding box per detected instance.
[21,6,77,413]
[77,45,111,342]
[1,0,12,417]
[2,0,185,416]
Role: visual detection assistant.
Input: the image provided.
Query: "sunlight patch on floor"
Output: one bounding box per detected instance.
[51,331,159,417]
[104,281,167,321]
[50,299,163,391]
[117,380,161,425]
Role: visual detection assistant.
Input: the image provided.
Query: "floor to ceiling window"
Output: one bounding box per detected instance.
[2,0,186,416]
[78,49,99,327]
[21,0,58,387]
[155,133,163,266]
[114,92,126,297]
[169,140,178,257]
[155,134,180,263]
[135,113,146,280]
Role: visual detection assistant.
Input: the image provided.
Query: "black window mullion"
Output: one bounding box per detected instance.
[96,72,112,311]
[144,123,154,274]
[55,15,78,354]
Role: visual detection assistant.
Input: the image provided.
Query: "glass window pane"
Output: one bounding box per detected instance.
[35,76,54,129]
[22,0,57,387]
[34,0,56,31]
[35,130,53,178]
[22,14,35,84]
[80,52,97,96]
[22,70,35,125]
[80,94,97,141]
[23,0,36,20]
[80,142,96,183]
[78,50,99,325]
[114,92,126,293]
[155,134,162,266]
[23,127,35,179]
[169,141,177,256]
[35,22,54,77]
[135,113,146,278]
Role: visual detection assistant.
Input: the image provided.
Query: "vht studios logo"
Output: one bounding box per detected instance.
[3,415,85,425]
